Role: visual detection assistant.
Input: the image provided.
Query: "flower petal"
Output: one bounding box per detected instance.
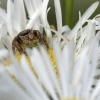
[69,1,99,40]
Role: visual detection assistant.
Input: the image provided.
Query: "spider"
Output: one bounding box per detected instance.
[12,29,48,55]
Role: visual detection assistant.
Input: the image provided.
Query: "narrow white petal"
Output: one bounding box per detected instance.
[83,34,100,98]
[72,46,89,88]
[0,68,32,100]
[91,80,100,100]
[69,1,99,40]
[26,10,41,29]
[62,25,70,33]
[13,0,27,32]
[20,55,49,100]
[29,48,59,100]
[7,0,14,39]
[41,0,52,47]
[0,8,7,22]
[53,0,62,34]
[84,20,95,43]
[53,38,69,97]
[39,46,61,97]
[0,49,8,59]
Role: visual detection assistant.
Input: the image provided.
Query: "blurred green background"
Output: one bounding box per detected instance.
[0,0,100,29]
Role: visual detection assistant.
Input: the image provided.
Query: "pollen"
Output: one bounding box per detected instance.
[15,51,21,62]
[4,59,12,66]
[48,48,59,77]
[25,55,38,78]
[15,51,38,78]
[50,25,56,30]
[4,51,21,66]
[9,74,26,92]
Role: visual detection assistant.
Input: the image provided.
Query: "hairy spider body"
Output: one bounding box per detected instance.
[12,29,48,54]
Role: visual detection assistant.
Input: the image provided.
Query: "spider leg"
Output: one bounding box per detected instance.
[12,41,26,55]
[18,29,31,36]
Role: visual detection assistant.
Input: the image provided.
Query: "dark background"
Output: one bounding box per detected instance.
[0,0,100,29]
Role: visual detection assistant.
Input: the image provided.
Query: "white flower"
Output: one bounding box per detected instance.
[0,0,100,100]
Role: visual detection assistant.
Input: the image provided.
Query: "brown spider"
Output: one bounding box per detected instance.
[12,29,48,55]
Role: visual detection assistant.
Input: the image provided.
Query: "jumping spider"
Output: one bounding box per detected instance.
[12,29,48,55]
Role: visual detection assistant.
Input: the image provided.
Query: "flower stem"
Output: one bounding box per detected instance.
[61,0,74,28]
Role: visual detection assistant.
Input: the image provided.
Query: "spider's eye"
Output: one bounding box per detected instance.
[19,36,25,41]
[20,36,28,40]
[19,36,29,44]
[33,30,40,36]
[29,33,34,40]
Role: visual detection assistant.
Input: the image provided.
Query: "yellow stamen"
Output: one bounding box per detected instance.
[48,48,59,77]
[4,51,20,67]
[50,25,56,30]
[15,51,38,78]
[15,51,21,62]
[5,59,12,66]
[25,55,38,78]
